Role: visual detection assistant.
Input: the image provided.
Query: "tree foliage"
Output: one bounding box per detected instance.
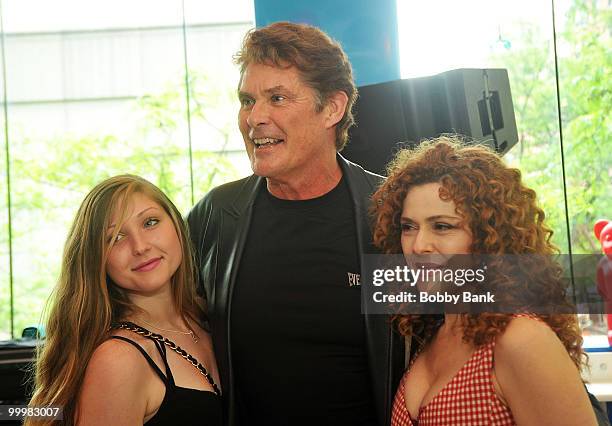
[1,71,241,337]
[493,0,611,254]
[2,0,610,337]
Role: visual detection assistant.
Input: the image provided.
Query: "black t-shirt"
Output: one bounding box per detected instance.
[231,176,376,426]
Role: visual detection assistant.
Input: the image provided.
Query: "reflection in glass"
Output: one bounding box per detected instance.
[555,0,612,343]
[184,0,254,202]
[2,0,253,336]
[396,0,610,344]
[0,102,10,340]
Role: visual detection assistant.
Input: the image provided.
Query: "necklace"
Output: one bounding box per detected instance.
[114,322,220,396]
[139,318,199,343]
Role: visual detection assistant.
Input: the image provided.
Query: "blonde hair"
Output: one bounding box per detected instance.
[26,175,204,426]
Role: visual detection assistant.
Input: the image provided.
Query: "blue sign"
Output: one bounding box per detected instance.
[254,0,400,86]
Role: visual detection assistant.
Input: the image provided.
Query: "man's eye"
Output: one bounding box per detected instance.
[145,218,159,227]
[240,97,254,107]
[271,94,285,102]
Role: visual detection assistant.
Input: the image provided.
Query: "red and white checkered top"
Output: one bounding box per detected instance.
[390,341,515,426]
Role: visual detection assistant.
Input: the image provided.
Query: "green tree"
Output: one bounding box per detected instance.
[3,71,241,337]
[558,0,611,252]
[492,0,611,253]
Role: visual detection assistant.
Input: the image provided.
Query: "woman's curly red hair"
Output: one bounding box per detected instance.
[371,136,585,369]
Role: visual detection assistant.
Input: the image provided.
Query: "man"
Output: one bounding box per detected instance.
[187,22,404,426]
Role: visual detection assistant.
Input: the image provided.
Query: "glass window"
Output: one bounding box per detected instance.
[554,0,611,345]
[397,0,569,250]
[396,0,611,346]
[1,88,10,340]
[184,0,254,202]
[1,0,607,343]
[1,0,254,337]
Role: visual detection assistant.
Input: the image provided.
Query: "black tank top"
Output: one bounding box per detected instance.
[110,335,223,425]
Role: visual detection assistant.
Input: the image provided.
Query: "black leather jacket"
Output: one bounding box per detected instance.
[187,155,405,426]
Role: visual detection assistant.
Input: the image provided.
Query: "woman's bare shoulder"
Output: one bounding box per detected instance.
[77,337,151,425]
[88,336,150,375]
[495,315,559,354]
[492,316,595,425]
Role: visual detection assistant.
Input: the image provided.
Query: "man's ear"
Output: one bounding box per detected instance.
[323,91,349,129]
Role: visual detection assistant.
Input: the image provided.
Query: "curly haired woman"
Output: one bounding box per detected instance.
[371,137,597,425]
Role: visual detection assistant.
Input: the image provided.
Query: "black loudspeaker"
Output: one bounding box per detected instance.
[343,68,518,175]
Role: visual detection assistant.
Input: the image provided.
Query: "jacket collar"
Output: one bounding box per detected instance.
[224,153,373,217]
[223,174,264,218]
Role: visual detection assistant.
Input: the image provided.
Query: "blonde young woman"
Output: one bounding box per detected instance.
[27,175,221,426]
[371,138,597,425]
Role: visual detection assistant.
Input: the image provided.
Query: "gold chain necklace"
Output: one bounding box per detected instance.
[139,318,199,343]
[114,322,220,396]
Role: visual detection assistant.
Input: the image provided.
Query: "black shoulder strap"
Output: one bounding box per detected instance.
[152,337,175,385]
[109,335,173,386]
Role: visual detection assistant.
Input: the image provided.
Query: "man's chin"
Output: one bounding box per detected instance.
[250,159,283,179]
[251,166,277,180]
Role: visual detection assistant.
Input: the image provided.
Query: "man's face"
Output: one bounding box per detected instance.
[237,63,337,184]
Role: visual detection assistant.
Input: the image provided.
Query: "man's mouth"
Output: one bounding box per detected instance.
[252,137,284,149]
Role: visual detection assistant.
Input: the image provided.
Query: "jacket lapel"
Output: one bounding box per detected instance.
[339,155,402,426]
[215,175,263,425]
[217,174,263,334]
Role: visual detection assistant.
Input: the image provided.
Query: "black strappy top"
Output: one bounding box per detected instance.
[110,335,223,425]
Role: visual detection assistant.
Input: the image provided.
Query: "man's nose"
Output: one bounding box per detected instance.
[246,101,270,128]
